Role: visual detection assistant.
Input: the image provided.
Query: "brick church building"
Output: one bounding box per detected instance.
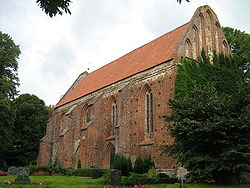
[37,5,230,170]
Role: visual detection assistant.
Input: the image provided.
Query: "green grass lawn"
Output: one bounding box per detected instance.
[0,176,249,188]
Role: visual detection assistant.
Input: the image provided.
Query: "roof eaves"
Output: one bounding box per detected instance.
[55,58,174,108]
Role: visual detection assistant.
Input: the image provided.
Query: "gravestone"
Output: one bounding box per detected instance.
[177,167,187,188]
[111,169,121,187]
[8,167,18,176]
[15,168,31,185]
[17,167,30,176]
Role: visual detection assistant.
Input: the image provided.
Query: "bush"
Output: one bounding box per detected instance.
[27,163,66,176]
[146,168,159,184]
[122,173,148,185]
[26,164,50,175]
[134,156,143,174]
[102,169,111,184]
[48,162,63,174]
[111,154,132,176]
[134,156,155,174]
[74,168,106,178]
[241,172,250,184]
[62,167,76,176]
[122,171,159,186]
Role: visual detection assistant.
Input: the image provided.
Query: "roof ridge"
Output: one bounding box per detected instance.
[56,21,190,108]
[87,22,190,76]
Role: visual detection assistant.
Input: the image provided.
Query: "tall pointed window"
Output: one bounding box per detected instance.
[86,105,92,122]
[80,104,93,131]
[185,38,192,58]
[111,100,118,135]
[145,88,153,133]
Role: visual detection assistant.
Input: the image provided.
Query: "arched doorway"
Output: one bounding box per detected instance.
[103,142,115,169]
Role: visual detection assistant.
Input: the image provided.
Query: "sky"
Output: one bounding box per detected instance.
[0,0,249,106]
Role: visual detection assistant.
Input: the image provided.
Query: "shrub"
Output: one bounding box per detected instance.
[102,169,111,184]
[48,162,63,174]
[27,163,66,176]
[122,173,148,185]
[122,171,158,186]
[134,156,155,174]
[241,172,250,184]
[74,168,106,178]
[32,171,50,176]
[146,168,159,184]
[111,154,133,176]
[62,167,75,176]
[26,164,50,175]
[134,156,143,174]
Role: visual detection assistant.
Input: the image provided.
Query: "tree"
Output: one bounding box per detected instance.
[0,31,21,100]
[177,0,190,3]
[8,94,50,167]
[111,154,133,176]
[166,54,250,184]
[0,99,15,169]
[134,155,155,174]
[36,0,185,17]
[223,27,250,81]
[0,31,20,170]
[36,0,72,17]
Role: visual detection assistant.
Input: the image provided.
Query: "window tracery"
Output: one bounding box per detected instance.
[145,88,153,134]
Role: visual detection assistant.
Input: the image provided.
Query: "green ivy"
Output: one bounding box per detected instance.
[174,50,245,100]
[166,51,250,184]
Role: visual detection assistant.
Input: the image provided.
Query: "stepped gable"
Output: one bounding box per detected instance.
[56,23,189,108]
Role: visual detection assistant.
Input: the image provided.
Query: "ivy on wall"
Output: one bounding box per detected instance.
[166,50,250,184]
[174,50,245,100]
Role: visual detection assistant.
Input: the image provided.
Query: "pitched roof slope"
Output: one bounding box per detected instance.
[56,23,189,108]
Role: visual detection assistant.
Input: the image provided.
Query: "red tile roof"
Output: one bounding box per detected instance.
[56,23,189,108]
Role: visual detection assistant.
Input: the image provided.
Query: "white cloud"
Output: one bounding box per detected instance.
[0,0,249,105]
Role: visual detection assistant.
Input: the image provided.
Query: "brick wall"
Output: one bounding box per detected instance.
[37,5,230,170]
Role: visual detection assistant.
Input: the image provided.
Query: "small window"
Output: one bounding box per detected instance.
[145,88,153,133]
[222,40,229,55]
[86,105,93,123]
[112,100,118,135]
[185,38,192,58]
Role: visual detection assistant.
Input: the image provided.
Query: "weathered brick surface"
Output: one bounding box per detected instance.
[37,5,229,170]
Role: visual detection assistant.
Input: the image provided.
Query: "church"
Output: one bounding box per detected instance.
[37,5,230,171]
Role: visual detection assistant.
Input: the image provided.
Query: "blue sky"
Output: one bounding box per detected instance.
[0,0,249,105]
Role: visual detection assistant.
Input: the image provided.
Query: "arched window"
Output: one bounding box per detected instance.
[145,88,153,133]
[80,104,93,131]
[86,105,92,123]
[199,13,206,50]
[215,22,220,53]
[185,38,192,58]
[192,25,199,58]
[111,99,118,135]
[206,9,215,58]
[222,40,229,55]
[206,10,214,32]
